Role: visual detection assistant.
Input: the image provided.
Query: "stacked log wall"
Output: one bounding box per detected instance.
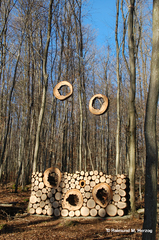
[29,170,130,217]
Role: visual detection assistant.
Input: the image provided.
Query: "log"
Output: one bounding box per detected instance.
[75,210,81,217]
[47,192,52,198]
[36,207,42,215]
[119,189,126,197]
[116,178,122,184]
[61,209,69,217]
[92,183,113,208]
[57,187,62,192]
[71,183,75,189]
[69,210,75,217]
[36,190,42,198]
[95,179,99,184]
[39,182,44,189]
[51,188,56,194]
[90,181,95,188]
[47,207,53,216]
[106,204,117,217]
[30,196,37,204]
[55,192,62,201]
[87,199,95,209]
[54,208,60,217]
[75,180,79,186]
[98,208,106,217]
[111,186,116,191]
[42,188,47,194]
[86,179,90,185]
[85,192,91,199]
[75,185,80,190]
[80,207,89,217]
[81,171,85,176]
[106,178,111,184]
[94,170,98,176]
[50,197,55,203]
[29,208,35,214]
[60,182,65,188]
[117,209,124,216]
[41,194,47,201]
[33,204,38,209]
[42,209,47,215]
[35,180,39,186]
[117,202,127,209]
[62,189,83,211]
[90,208,97,217]
[53,201,59,208]
[116,185,120,190]
[100,176,106,183]
[34,186,39,191]
[95,205,100,210]
[113,194,120,202]
[120,183,127,190]
[121,174,126,179]
[40,201,46,208]
[121,197,127,202]
[80,188,84,193]
[122,178,127,184]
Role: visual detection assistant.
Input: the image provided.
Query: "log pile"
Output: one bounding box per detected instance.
[29,169,129,217]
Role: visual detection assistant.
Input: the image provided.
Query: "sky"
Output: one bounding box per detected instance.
[84,0,116,48]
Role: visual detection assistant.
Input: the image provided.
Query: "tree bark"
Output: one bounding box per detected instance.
[143,0,159,239]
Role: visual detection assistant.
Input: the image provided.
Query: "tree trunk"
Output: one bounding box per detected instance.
[128,0,136,213]
[143,0,159,239]
[115,0,120,175]
[33,0,53,172]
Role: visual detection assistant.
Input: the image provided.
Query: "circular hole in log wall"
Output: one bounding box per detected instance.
[96,188,108,205]
[62,189,83,211]
[43,167,61,189]
[66,194,79,206]
[92,183,113,208]
[79,180,86,188]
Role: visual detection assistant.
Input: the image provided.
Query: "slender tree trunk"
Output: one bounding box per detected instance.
[33,0,53,172]
[128,0,136,213]
[115,0,120,175]
[143,0,159,239]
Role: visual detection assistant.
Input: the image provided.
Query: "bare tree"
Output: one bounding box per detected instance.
[115,0,121,175]
[143,0,159,239]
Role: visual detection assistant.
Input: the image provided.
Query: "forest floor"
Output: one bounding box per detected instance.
[0,183,159,240]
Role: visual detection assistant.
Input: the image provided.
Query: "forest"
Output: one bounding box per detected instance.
[0,0,159,238]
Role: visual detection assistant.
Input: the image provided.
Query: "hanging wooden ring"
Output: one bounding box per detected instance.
[89,94,108,115]
[53,81,73,100]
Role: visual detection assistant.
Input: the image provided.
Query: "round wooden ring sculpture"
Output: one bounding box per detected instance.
[92,183,113,208]
[43,167,61,189]
[53,81,73,100]
[62,189,83,211]
[89,94,108,115]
